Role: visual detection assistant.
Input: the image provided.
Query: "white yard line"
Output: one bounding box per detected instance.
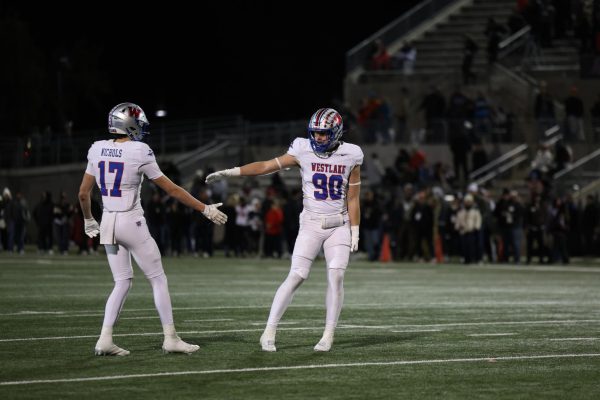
[472,264,600,273]
[0,303,392,317]
[549,338,599,341]
[390,329,442,333]
[183,319,235,322]
[467,333,516,337]
[339,320,600,329]
[2,353,599,386]
[0,327,320,343]
[3,319,600,343]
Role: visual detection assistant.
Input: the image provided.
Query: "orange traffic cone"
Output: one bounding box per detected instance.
[379,233,392,262]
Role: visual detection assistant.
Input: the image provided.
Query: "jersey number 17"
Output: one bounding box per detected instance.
[98,161,124,197]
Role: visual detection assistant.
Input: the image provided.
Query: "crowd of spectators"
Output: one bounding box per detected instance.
[2,150,599,267]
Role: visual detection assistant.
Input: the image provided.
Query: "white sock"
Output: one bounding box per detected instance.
[101,279,132,327]
[262,324,277,340]
[163,323,178,340]
[266,271,305,326]
[322,324,335,341]
[325,269,345,330]
[98,326,113,342]
[148,274,174,325]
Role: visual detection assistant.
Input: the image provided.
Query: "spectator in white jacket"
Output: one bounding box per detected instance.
[455,194,482,264]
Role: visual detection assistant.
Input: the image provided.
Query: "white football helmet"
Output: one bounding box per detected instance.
[308,108,344,156]
[108,102,150,141]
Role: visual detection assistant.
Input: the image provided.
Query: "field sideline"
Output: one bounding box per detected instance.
[0,253,599,399]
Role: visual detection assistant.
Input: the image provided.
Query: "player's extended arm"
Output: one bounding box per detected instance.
[78,173,100,238]
[205,154,297,183]
[152,175,227,225]
[347,165,361,252]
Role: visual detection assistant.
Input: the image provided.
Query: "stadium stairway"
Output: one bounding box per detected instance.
[407,0,514,77]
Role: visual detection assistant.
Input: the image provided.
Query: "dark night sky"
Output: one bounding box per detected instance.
[3,1,421,129]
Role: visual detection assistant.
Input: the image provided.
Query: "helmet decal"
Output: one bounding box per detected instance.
[108,102,150,141]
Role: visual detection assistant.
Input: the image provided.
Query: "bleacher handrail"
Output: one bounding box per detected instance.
[498,25,531,56]
[469,143,528,180]
[474,153,529,186]
[553,148,600,180]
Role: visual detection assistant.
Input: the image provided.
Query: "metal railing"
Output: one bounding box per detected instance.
[551,147,600,197]
[0,117,307,169]
[497,25,531,59]
[345,0,458,73]
[553,148,600,180]
[473,153,529,186]
[469,143,528,181]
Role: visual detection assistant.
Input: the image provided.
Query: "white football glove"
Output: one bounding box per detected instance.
[205,167,241,184]
[350,225,359,253]
[84,218,100,238]
[202,203,228,225]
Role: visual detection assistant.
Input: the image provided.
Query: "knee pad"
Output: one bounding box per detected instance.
[327,268,345,287]
[290,255,313,280]
[113,278,132,292]
[148,272,168,287]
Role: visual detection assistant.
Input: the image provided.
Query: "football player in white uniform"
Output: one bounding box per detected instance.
[78,102,227,356]
[206,108,362,352]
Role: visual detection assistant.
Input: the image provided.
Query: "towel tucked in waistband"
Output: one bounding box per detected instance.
[100,212,117,245]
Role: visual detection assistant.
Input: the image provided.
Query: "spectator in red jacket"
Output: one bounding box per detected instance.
[264,199,284,258]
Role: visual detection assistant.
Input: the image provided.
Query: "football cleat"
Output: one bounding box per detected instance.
[260,333,276,352]
[313,339,333,352]
[162,337,200,354]
[94,343,130,356]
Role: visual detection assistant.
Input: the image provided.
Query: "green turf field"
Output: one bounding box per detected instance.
[1,253,599,399]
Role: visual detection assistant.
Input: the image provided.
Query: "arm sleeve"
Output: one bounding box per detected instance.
[85,145,95,175]
[286,137,302,158]
[354,146,364,166]
[138,145,164,180]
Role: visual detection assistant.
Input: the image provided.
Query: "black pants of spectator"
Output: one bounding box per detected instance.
[415,231,434,260]
[78,238,89,255]
[170,233,183,256]
[38,224,53,252]
[482,226,495,262]
[54,224,69,254]
[551,232,569,264]
[195,223,214,256]
[397,224,415,260]
[461,231,478,264]
[264,234,282,258]
[8,221,25,253]
[501,227,522,264]
[284,227,298,255]
[442,230,460,259]
[526,229,547,263]
[233,225,248,256]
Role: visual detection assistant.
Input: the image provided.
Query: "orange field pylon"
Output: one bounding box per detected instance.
[379,233,391,262]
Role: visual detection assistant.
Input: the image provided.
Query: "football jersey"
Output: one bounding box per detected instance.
[287,138,363,215]
[85,140,163,212]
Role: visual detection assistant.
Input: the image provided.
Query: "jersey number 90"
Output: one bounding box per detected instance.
[313,173,343,200]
